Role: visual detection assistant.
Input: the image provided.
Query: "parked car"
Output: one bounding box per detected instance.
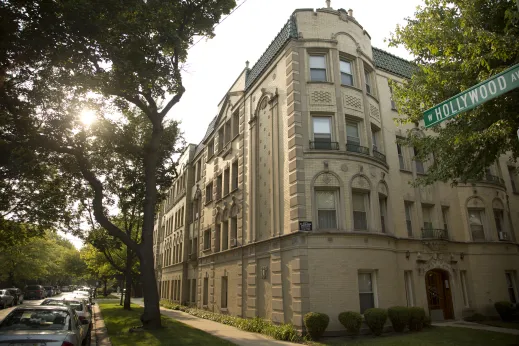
[4,288,23,305]
[25,285,45,300]
[43,286,54,297]
[41,298,92,338]
[61,286,71,292]
[0,290,14,309]
[54,286,61,294]
[71,290,92,304]
[0,305,88,346]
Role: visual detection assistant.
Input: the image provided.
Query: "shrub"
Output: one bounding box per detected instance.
[303,312,330,340]
[387,306,410,332]
[423,315,432,328]
[408,307,426,331]
[338,311,363,336]
[495,301,515,321]
[364,308,387,336]
[464,313,486,322]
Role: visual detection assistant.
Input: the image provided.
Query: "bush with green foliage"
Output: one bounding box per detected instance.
[464,313,486,322]
[364,308,387,336]
[423,315,431,328]
[495,301,516,321]
[159,300,300,342]
[388,306,410,332]
[303,312,330,340]
[408,307,426,331]
[338,311,363,336]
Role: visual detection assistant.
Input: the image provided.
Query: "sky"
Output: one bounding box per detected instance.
[66,0,424,250]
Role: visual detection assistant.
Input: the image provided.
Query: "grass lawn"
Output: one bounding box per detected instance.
[308,326,519,346]
[477,320,519,330]
[98,303,235,346]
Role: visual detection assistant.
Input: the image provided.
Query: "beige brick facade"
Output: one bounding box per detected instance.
[153,7,519,334]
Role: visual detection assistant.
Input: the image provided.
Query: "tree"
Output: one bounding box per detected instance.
[1,0,235,328]
[80,243,118,296]
[389,0,519,185]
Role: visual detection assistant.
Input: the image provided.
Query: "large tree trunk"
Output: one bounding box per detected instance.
[138,245,161,328]
[123,247,132,310]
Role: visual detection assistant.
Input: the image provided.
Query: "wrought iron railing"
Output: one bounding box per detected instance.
[309,141,339,150]
[484,174,505,186]
[346,143,370,155]
[372,149,387,163]
[421,228,449,240]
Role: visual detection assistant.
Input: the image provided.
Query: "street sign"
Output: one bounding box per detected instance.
[423,63,519,128]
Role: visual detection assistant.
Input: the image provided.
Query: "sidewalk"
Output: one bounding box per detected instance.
[92,303,112,346]
[133,300,300,346]
[432,320,519,335]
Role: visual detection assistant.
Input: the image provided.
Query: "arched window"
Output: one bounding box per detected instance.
[314,172,341,230]
[351,175,371,231]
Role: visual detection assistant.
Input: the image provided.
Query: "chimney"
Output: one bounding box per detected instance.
[245,60,249,69]
[348,8,353,16]
[325,0,331,9]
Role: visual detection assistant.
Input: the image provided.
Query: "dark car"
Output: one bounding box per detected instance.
[4,288,23,305]
[25,285,45,300]
[43,286,54,297]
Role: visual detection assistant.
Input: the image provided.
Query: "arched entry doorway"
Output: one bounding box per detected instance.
[425,269,454,320]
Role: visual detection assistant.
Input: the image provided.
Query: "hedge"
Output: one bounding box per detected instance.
[303,312,330,340]
[388,306,409,332]
[364,308,387,336]
[159,300,301,342]
[338,311,362,336]
[408,307,426,331]
[495,301,515,321]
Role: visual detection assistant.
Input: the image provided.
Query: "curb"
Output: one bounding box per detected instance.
[93,303,112,346]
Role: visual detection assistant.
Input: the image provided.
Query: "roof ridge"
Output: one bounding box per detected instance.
[372,46,412,64]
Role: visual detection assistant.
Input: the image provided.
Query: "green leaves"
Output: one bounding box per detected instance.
[390,0,519,184]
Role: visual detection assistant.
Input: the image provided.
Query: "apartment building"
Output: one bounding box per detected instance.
[154,5,519,333]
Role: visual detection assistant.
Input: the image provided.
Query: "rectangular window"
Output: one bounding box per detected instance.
[316,190,337,229]
[312,117,332,149]
[208,139,214,158]
[218,127,224,152]
[205,182,213,204]
[442,207,449,233]
[379,197,387,233]
[230,217,237,244]
[414,147,425,174]
[214,224,221,252]
[364,69,372,94]
[191,279,196,303]
[196,160,201,182]
[203,277,209,306]
[460,271,469,307]
[397,143,406,170]
[232,111,239,138]
[389,85,397,110]
[404,271,415,307]
[506,271,518,303]
[358,272,376,313]
[340,60,354,86]
[225,119,231,144]
[309,55,327,82]
[494,209,505,234]
[346,121,360,145]
[203,229,211,250]
[223,167,230,196]
[371,128,379,151]
[405,202,413,237]
[232,161,239,191]
[422,205,433,230]
[216,174,222,200]
[468,209,485,241]
[509,167,518,193]
[222,221,229,251]
[193,237,198,254]
[353,193,368,231]
[221,276,228,309]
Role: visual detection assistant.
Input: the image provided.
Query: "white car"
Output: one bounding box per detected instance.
[70,291,92,304]
[40,298,92,343]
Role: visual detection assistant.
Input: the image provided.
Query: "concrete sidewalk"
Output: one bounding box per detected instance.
[432,320,519,335]
[133,300,300,346]
[92,303,112,346]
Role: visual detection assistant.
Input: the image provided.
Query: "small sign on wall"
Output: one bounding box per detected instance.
[299,221,312,231]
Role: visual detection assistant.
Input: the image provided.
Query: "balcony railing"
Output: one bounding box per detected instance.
[421,228,449,240]
[309,141,339,150]
[346,143,370,155]
[484,174,505,186]
[372,149,387,163]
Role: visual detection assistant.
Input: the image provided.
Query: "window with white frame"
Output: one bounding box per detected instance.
[460,270,469,307]
[353,192,368,231]
[340,60,354,86]
[379,196,387,233]
[405,202,413,237]
[505,271,518,303]
[413,147,425,174]
[422,205,434,230]
[397,143,406,170]
[312,117,333,149]
[309,55,327,82]
[371,128,380,151]
[358,272,377,313]
[494,208,505,235]
[364,69,373,94]
[468,209,485,241]
[221,276,228,309]
[389,85,397,110]
[316,190,338,229]
[404,271,415,307]
[346,121,361,151]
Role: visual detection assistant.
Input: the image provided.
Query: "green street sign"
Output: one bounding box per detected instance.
[424,63,519,128]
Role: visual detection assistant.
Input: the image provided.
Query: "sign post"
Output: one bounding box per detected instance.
[423,63,519,128]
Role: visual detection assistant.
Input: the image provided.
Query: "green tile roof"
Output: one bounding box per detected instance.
[372,47,415,79]
[245,16,298,90]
